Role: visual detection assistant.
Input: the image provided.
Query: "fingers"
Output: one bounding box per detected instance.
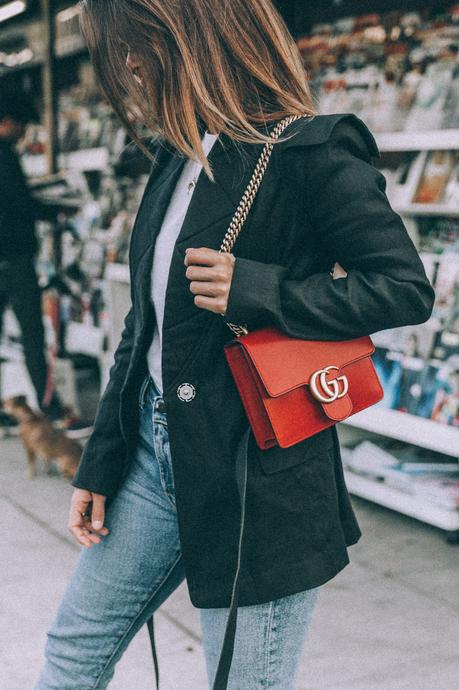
[185,265,214,281]
[189,281,226,297]
[184,247,235,270]
[185,265,232,283]
[91,493,107,531]
[68,490,109,548]
[191,282,228,313]
[68,501,97,548]
[331,261,348,279]
[69,516,103,548]
[184,247,220,266]
[194,294,227,314]
[184,248,235,314]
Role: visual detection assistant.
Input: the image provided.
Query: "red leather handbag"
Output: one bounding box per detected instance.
[224,328,383,449]
[211,114,384,690]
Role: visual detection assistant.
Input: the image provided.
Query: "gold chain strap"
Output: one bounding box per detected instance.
[219,113,311,337]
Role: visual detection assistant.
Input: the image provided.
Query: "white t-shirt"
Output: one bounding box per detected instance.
[147,131,219,394]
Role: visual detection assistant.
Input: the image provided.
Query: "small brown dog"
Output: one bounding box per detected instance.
[3,396,82,480]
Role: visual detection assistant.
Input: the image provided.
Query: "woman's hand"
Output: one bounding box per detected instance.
[184,247,235,316]
[331,261,348,279]
[68,488,110,548]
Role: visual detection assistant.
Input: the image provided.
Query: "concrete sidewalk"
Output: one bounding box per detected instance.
[1,434,458,690]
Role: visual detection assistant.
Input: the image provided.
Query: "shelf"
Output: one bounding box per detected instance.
[22,147,110,176]
[22,155,49,178]
[395,204,459,218]
[342,406,459,458]
[104,263,130,283]
[344,470,459,532]
[60,147,110,172]
[0,38,88,79]
[65,322,105,358]
[376,129,459,152]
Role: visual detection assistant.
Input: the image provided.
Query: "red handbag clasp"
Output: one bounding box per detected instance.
[310,365,353,422]
[309,365,349,403]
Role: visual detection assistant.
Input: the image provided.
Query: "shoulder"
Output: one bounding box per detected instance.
[273,114,386,203]
[276,113,380,161]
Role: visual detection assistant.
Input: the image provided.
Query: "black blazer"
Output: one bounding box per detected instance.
[72,114,435,608]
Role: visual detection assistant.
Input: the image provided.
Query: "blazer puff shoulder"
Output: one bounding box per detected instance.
[225,113,435,340]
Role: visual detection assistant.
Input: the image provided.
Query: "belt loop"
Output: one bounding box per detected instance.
[154,397,167,414]
[139,375,150,409]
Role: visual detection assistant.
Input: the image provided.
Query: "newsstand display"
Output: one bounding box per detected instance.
[295,1,459,538]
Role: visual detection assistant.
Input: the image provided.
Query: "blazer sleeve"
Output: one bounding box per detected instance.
[71,305,134,497]
[224,116,435,341]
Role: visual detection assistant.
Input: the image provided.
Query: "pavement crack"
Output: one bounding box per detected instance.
[0,490,78,551]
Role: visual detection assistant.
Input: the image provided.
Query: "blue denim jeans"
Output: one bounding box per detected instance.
[34,375,320,690]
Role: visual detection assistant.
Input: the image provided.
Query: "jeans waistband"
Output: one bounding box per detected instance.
[139,375,166,413]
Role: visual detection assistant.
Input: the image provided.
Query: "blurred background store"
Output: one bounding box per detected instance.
[0,2,458,689]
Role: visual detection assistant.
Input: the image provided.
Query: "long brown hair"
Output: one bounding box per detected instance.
[79,0,315,178]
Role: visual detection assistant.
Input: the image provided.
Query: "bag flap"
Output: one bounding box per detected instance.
[236,327,375,397]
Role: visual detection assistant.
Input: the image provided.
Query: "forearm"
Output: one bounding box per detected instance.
[225,256,433,341]
[71,306,135,497]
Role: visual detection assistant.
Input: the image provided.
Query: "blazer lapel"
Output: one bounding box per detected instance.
[131,133,264,265]
[174,134,264,247]
[133,133,264,367]
[158,136,265,389]
[132,147,186,328]
[130,145,186,272]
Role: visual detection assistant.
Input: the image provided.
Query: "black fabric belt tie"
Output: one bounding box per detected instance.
[155,400,167,413]
[146,425,251,690]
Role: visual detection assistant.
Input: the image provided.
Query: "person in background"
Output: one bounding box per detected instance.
[0,89,92,438]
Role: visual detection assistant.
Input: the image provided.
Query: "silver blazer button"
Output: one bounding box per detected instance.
[177,383,196,402]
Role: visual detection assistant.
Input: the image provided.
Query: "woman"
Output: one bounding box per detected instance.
[35,1,435,689]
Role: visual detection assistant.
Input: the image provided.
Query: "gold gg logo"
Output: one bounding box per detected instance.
[310,366,349,404]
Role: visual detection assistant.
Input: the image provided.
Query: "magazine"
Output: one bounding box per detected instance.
[404,62,454,131]
[442,64,459,129]
[413,150,455,204]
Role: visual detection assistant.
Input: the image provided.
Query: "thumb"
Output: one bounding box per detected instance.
[91,493,106,530]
